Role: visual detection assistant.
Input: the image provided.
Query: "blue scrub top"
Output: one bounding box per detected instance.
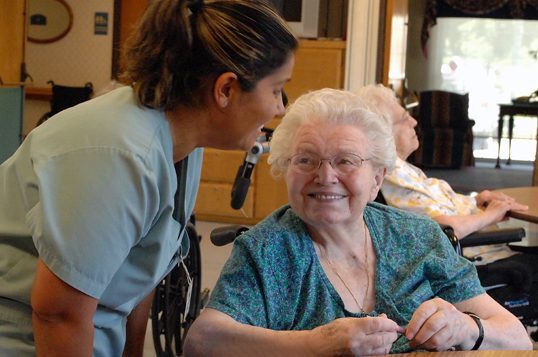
[0,87,203,356]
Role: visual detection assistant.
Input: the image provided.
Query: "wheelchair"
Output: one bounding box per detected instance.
[151,214,210,357]
[36,80,94,127]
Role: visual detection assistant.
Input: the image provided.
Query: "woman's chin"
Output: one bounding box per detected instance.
[305,212,350,228]
[240,129,263,151]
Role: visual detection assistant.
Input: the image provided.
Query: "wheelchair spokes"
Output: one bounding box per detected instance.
[152,222,206,356]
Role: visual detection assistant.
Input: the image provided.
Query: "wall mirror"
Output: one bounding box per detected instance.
[28,0,73,43]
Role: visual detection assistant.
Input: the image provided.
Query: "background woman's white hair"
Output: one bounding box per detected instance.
[268,88,396,177]
[354,84,399,122]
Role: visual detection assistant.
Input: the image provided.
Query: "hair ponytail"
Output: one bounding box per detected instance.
[123,0,297,111]
[187,0,204,14]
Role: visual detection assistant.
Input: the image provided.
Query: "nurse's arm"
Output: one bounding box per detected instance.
[31,257,98,357]
[122,288,155,357]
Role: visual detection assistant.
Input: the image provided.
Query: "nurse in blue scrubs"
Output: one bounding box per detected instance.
[0,0,297,355]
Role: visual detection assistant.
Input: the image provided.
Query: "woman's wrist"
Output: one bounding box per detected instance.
[461,312,484,350]
[307,325,332,357]
[474,191,490,207]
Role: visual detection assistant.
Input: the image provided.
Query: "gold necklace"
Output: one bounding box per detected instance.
[315,219,370,313]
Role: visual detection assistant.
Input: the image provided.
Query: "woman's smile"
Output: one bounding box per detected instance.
[308,193,348,200]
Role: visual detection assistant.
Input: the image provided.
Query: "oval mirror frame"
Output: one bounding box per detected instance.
[28,0,73,44]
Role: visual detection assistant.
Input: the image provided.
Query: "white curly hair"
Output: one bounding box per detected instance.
[268,88,396,178]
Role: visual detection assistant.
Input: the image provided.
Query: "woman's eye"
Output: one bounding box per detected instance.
[273,89,282,96]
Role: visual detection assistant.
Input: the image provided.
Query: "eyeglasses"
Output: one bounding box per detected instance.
[393,111,412,126]
[287,152,372,175]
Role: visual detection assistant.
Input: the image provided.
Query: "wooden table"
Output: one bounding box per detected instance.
[494,187,538,223]
[373,351,537,357]
[493,186,538,253]
[495,103,538,169]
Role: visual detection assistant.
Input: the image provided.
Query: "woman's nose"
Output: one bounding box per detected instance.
[315,161,339,184]
[411,117,418,128]
[276,94,286,117]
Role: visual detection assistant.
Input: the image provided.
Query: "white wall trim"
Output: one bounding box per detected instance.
[345,0,381,91]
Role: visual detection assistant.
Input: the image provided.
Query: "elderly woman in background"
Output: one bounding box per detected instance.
[184,88,531,356]
[355,84,528,264]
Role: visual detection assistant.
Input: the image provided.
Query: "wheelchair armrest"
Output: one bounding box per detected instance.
[459,227,525,248]
[438,224,462,256]
[210,225,250,247]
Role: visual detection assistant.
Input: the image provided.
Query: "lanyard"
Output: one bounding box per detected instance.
[172,157,193,315]
[173,157,189,233]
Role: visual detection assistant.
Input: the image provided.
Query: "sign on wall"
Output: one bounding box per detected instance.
[95,12,108,35]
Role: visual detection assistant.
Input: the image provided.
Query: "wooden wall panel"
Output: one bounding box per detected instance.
[0,0,26,83]
[201,149,249,184]
[254,155,289,219]
[283,40,346,104]
[195,183,255,220]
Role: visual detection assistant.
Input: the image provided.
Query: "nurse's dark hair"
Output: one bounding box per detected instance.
[122,0,298,111]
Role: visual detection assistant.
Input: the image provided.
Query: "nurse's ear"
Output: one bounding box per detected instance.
[213,72,239,109]
[369,166,387,202]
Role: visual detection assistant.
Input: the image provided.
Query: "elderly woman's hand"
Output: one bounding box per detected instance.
[482,199,528,225]
[312,314,405,356]
[405,298,476,351]
[474,190,526,209]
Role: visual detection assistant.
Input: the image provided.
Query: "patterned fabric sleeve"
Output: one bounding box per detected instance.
[381,158,477,219]
[207,236,270,327]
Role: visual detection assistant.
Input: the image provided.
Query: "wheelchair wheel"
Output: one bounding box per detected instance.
[152,222,202,357]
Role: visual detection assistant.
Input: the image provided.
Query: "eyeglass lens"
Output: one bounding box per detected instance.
[289,153,365,174]
[393,111,411,126]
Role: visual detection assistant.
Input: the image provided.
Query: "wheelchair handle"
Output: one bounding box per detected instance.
[230,131,272,210]
[210,225,250,246]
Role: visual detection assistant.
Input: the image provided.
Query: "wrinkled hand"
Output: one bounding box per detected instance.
[483,199,528,224]
[475,190,527,211]
[313,314,405,356]
[405,298,471,351]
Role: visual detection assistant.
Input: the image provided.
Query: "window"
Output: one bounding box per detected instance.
[425,18,538,160]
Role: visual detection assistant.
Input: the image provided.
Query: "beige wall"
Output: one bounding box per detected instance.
[24,0,114,134]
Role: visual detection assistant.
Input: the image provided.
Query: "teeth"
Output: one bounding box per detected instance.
[312,194,344,199]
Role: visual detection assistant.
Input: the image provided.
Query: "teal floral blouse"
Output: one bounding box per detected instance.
[207,203,484,353]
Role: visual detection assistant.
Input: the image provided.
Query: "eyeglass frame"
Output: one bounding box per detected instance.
[286,152,372,175]
[392,110,413,126]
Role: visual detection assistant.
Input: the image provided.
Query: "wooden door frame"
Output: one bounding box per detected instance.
[0,0,27,84]
[376,0,390,85]
[111,0,148,80]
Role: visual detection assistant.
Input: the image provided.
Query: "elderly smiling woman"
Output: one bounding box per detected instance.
[184,89,531,356]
